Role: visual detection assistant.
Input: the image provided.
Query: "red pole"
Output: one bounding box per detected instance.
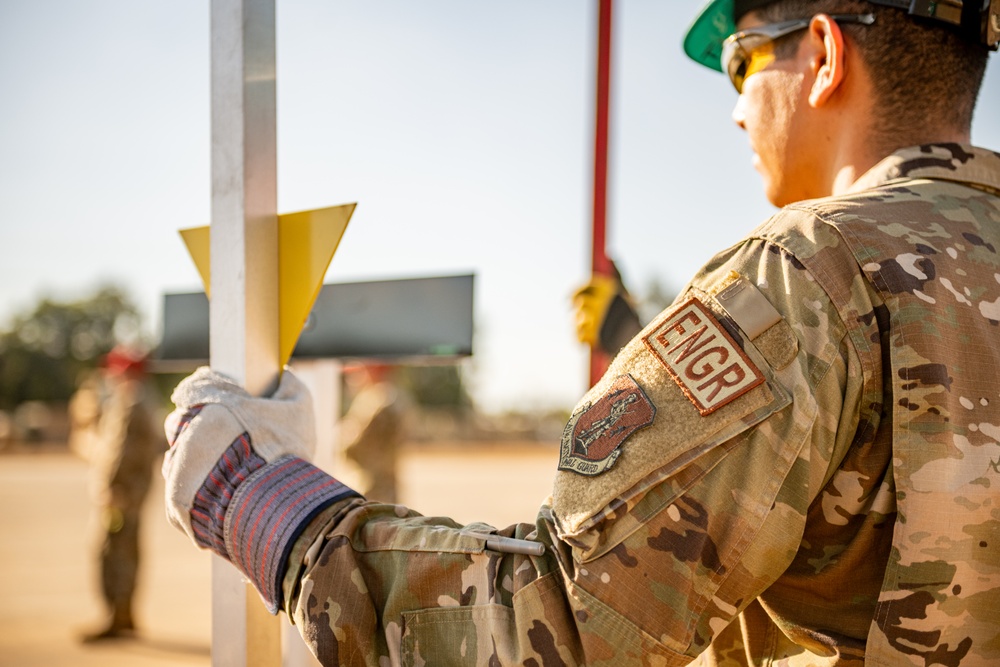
[590,0,613,386]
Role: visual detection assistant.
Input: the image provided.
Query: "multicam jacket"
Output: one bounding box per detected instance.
[189,144,1000,666]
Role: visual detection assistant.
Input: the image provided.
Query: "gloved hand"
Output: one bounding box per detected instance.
[162,366,357,613]
[162,366,316,544]
[572,271,643,355]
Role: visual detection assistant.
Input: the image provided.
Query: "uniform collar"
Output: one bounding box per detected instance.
[848,143,1000,196]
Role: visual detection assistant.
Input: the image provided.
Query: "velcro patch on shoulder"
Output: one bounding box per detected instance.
[558,374,656,476]
[643,298,764,415]
[552,294,793,541]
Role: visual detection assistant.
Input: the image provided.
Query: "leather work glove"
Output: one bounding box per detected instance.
[572,271,643,356]
[162,366,358,612]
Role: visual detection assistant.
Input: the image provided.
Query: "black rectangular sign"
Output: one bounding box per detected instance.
[158,274,474,365]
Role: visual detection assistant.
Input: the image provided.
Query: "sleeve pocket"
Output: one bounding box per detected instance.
[399,573,577,666]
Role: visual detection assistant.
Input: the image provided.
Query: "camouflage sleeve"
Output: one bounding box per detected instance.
[276,231,872,665]
[281,499,585,665]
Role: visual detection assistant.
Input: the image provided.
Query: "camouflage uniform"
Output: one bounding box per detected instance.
[167,143,1000,665]
[86,373,164,632]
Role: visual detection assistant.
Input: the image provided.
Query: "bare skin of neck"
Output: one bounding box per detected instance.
[821,44,971,196]
[827,119,971,196]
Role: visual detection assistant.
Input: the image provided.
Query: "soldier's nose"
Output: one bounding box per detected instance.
[732,95,747,130]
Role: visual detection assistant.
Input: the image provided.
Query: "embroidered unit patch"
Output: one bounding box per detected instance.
[643,298,764,416]
[558,374,656,476]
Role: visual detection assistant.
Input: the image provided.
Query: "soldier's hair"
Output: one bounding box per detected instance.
[755,0,989,145]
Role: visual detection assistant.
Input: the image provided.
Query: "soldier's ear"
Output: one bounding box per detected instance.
[806,14,846,108]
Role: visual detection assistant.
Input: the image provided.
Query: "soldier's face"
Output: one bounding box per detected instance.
[730,13,822,207]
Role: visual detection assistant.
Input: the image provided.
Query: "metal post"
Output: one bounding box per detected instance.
[589,0,614,387]
[291,359,342,476]
[210,0,281,665]
[284,360,338,667]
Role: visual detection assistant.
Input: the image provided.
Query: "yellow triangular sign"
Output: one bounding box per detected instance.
[276,204,355,365]
[179,226,212,298]
[179,203,356,366]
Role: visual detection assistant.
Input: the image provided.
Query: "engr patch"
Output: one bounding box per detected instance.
[643,298,763,415]
[558,374,655,476]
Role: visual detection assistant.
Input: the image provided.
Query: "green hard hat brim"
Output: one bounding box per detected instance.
[682,0,735,73]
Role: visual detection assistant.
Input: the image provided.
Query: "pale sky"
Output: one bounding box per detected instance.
[1,0,998,413]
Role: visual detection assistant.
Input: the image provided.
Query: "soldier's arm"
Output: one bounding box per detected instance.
[162,208,874,664]
[266,233,871,665]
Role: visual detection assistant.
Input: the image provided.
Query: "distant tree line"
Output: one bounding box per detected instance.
[0,287,144,411]
[0,285,473,414]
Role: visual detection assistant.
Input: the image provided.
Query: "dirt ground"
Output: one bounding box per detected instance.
[0,441,558,667]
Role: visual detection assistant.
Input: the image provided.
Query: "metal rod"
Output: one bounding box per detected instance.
[210,0,281,665]
[590,0,614,387]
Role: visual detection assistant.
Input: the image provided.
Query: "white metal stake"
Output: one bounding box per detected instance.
[210,0,281,665]
[285,359,339,667]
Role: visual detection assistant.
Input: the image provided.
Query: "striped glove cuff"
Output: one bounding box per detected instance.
[190,433,359,613]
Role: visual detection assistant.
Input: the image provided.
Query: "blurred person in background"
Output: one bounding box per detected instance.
[339,361,409,504]
[73,346,166,642]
